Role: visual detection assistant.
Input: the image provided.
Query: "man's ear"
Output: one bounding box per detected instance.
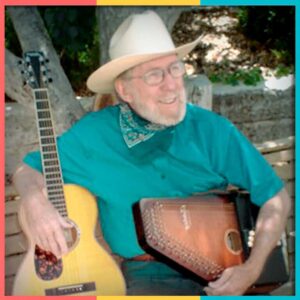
[114,78,133,103]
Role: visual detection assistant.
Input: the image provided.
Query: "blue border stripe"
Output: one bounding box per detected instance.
[202,0,297,5]
[295,2,299,298]
[203,297,295,300]
[200,2,297,300]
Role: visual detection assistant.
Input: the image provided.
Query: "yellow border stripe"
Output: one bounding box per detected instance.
[98,297,200,300]
[97,0,200,5]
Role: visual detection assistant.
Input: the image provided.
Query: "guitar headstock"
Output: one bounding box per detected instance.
[19,51,52,89]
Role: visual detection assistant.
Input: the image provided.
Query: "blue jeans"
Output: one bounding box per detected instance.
[121,260,206,295]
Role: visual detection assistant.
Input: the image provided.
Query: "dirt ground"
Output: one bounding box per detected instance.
[172,7,286,79]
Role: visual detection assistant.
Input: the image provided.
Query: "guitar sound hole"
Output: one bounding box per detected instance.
[225,229,243,255]
[34,245,63,280]
[64,219,80,250]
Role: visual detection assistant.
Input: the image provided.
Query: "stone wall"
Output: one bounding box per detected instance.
[212,81,294,143]
[186,74,295,143]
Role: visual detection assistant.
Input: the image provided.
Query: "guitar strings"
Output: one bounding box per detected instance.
[35,89,81,287]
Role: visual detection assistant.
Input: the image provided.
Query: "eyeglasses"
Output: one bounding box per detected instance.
[127,61,186,86]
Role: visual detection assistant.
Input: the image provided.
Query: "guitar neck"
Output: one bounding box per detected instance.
[33,88,67,217]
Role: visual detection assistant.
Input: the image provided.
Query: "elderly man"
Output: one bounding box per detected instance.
[13,11,290,296]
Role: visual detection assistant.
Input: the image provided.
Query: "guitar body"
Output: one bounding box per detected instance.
[13,184,126,296]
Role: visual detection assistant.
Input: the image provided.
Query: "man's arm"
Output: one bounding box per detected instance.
[204,188,291,295]
[13,163,71,257]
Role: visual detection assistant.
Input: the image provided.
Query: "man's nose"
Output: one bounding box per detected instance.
[161,71,177,90]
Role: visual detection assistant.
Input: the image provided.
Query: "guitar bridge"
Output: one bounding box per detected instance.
[45,282,96,295]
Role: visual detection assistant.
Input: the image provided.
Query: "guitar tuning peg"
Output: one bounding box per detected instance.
[248,235,255,243]
[249,230,255,237]
[18,60,24,65]
[247,230,255,248]
[48,78,53,83]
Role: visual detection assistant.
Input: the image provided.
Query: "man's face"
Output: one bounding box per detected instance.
[118,54,187,126]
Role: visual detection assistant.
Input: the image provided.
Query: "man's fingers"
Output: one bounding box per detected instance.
[54,228,69,256]
[49,218,69,256]
[35,235,49,251]
[24,199,70,257]
[204,278,237,296]
[57,215,72,254]
[204,265,256,296]
[58,216,73,228]
[46,234,62,257]
[34,224,52,252]
[33,220,68,257]
[34,228,61,257]
[208,268,232,288]
[204,287,219,296]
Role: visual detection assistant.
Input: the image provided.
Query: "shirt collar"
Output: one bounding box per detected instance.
[119,102,167,148]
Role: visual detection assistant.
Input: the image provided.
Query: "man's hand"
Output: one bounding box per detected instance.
[204,188,291,296]
[204,263,260,296]
[21,190,72,258]
[14,163,72,258]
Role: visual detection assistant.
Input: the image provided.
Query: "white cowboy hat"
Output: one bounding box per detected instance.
[86,10,202,94]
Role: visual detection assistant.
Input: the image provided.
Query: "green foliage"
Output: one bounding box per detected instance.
[39,7,99,93]
[237,6,295,66]
[5,7,99,93]
[206,6,295,86]
[5,11,22,56]
[6,7,294,90]
[275,64,294,78]
[40,7,96,54]
[209,67,263,86]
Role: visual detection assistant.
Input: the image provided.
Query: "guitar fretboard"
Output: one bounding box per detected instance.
[33,88,67,217]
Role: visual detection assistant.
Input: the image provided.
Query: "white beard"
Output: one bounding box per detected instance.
[130,90,187,126]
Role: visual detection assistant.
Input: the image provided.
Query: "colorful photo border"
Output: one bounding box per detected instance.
[1,1,298,300]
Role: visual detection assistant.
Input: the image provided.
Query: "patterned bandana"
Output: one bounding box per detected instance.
[119,102,167,148]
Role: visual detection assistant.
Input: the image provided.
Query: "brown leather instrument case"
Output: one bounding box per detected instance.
[133,191,289,294]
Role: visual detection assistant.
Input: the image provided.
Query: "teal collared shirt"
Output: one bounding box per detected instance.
[24,103,283,258]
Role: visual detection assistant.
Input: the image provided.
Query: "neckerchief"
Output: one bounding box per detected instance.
[119,102,167,148]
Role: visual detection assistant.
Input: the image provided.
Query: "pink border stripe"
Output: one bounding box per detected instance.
[2,1,96,299]
[0,0,5,295]
[4,0,96,5]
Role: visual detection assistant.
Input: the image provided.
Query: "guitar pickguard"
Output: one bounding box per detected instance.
[34,245,62,280]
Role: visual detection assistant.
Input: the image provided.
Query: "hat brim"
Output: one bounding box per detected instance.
[86,35,202,94]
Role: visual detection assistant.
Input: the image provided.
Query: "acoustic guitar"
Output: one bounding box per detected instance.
[12,51,126,296]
